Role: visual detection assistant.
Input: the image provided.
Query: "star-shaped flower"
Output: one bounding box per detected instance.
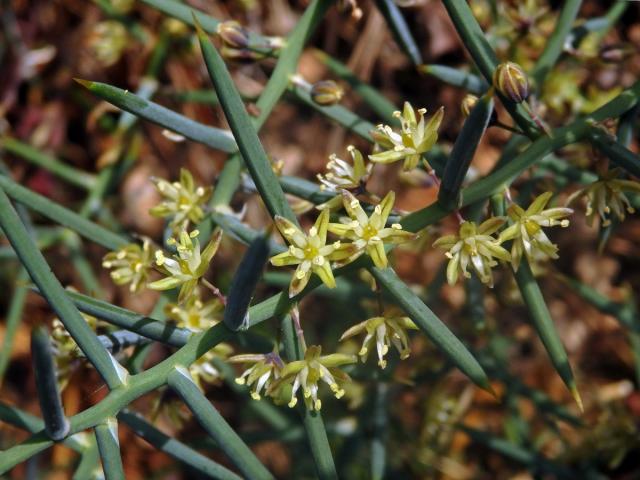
[150,168,212,233]
[433,218,511,287]
[328,191,415,269]
[340,313,418,368]
[268,345,356,411]
[149,229,222,302]
[369,101,443,171]
[499,192,572,270]
[270,210,357,297]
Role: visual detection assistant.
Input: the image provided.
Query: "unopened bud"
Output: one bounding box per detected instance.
[217,20,250,49]
[493,61,529,103]
[310,80,344,106]
[461,94,478,118]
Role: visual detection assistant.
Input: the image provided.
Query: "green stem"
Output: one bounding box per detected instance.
[0,173,129,250]
[418,64,487,95]
[0,137,96,190]
[119,410,242,480]
[402,79,640,232]
[0,269,28,384]
[287,83,375,141]
[369,266,491,390]
[438,93,494,209]
[281,315,338,480]
[95,418,125,480]
[31,326,70,441]
[370,382,389,480]
[440,0,539,137]
[194,19,297,224]
[315,50,398,122]
[0,184,125,390]
[374,0,423,65]
[589,126,640,177]
[513,260,581,410]
[530,0,583,88]
[167,367,274,480]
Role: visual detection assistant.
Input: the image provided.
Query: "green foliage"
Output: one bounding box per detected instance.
[2,0,640,478]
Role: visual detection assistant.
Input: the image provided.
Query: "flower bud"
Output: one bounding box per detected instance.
[310,80,344,106]
[217,20,250,49]
[493,61,529,103]
[460,94,478,118]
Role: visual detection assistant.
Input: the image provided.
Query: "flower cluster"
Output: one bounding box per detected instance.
[370,102,444,171]
[270,193,414,296]
[433,193,573,285]
[101,169,230,394]
[231,347,355,411]
[150,168,212,233]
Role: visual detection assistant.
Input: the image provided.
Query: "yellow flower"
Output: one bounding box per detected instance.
[150,168,212,233]
[340,313,418,368]
[567,169,640,226]
[433,218,511,287]
[189,344,234,389]
[270,211,357,297]
[328,191,415,269]
[229,352,284,400]
[165,289,223,332]
[369,101,443,171]
[499,192,572,270]
[269,345,356,411]
[317,146,372,210]
[102,239,155,293]
[149,229,222,303]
